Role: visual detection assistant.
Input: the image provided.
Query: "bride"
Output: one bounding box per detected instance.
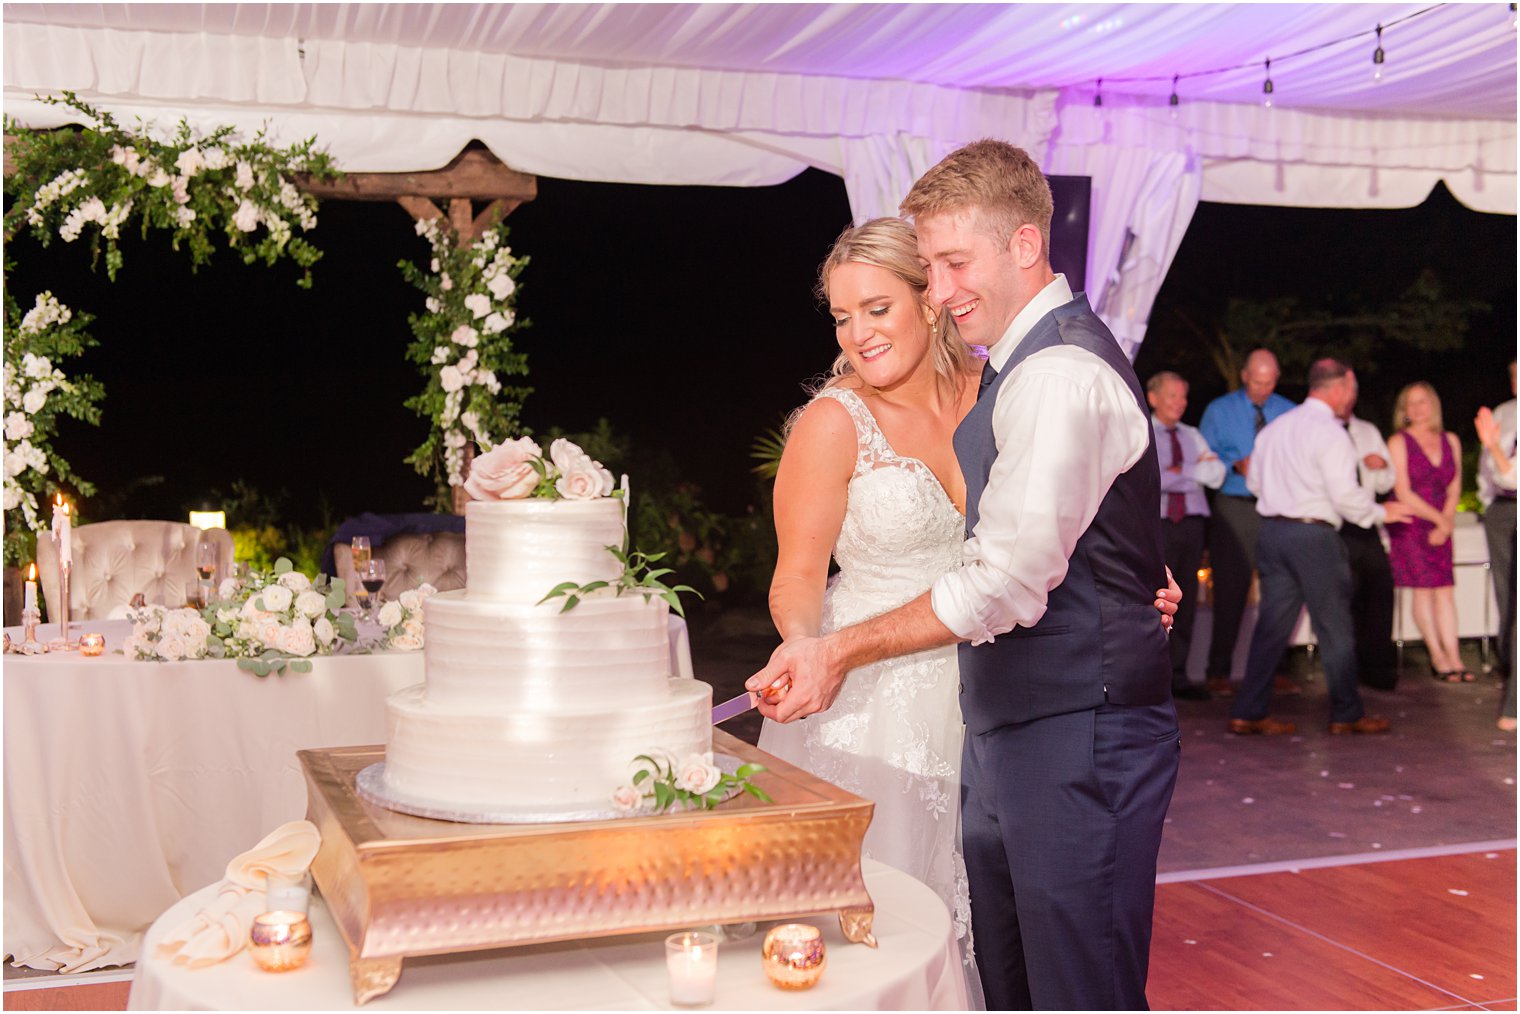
[758,218,1177,1006]
[758,216,984,996]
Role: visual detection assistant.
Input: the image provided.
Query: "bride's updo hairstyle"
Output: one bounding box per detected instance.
[812,217,976,397]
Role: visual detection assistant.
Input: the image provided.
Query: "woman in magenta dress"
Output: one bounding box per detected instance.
[1387,381,1466,680]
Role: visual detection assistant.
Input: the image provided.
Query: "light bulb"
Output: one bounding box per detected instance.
[1372,26,1385,83]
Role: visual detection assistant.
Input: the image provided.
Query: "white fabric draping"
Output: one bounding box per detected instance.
[129,859,968,1011]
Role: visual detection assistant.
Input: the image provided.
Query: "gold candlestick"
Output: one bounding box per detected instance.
[46,561,78,652]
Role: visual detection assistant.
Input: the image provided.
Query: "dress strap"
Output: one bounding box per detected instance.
[814,386,892,475]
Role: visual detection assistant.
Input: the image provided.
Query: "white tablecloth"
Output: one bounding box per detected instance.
[2,617,693,973]
[128,859,968,1011]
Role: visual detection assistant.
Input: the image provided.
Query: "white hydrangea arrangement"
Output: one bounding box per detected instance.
[1,290,103,565]
[202,558,357,676]
[123,605,213,662]
[376,583,437,651]
[401,217,531,509]
[612,751,770,815]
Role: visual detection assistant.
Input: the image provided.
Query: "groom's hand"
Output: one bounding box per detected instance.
[1155,567,1182,631]
[747,636,848,723]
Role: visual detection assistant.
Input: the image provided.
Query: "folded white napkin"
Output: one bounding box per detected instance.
[154,820,321,968]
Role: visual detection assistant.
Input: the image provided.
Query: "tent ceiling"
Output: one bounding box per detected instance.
[5,2,1515,120]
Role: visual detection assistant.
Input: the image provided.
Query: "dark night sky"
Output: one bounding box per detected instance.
[8,170,1515,529]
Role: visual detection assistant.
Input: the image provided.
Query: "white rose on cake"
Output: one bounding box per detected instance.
[549,439,614,500]
[675,754,722,795]
[464,437,542,500]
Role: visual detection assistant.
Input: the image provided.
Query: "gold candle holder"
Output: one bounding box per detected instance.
[78,632,106,657]
[248,910,313,972]
[761,922,826,990]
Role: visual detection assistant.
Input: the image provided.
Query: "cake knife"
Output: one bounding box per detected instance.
[710,677,790,725]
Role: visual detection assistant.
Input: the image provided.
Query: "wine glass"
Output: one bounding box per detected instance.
[350,537,372,613]
[360,558,387,623]
[195,537,219,606]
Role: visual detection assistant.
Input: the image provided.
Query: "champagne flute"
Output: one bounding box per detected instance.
[350,537,372,613]
[195,537,219,607]
[360,559,387,624]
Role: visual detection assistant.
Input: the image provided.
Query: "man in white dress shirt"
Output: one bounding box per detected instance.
[750,140,1180,1010]
[1476,359,1516,726]
[1229,359,1414,736]
[1340,388,1399,690]
[1148,371,1225,700]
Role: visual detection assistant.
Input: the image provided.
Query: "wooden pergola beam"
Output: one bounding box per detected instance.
[294,146,537,204]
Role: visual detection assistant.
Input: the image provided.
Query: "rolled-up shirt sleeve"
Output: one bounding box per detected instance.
[930,347,1151,645]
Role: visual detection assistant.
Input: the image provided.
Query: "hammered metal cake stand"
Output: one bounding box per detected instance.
[300,730,877,1005]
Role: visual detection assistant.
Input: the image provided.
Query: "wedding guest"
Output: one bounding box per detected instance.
[1229,359,1412,737]
[1387,381,1466,681]
[1148,371,1225,700]
[1476,359,1516,728]
[1340,391,1399,691]
[1198,349,1295,695]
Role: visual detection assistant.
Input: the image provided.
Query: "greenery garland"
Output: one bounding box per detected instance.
[400,217,532,509]
[1,280,104,564]
[3,92,337,285]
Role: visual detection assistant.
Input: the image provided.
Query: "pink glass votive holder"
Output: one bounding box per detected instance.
[78,632,106,657]
[248,910,312,972]
[761,922,826,990]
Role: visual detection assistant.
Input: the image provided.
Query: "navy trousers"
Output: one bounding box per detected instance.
[1233,519,1364,725]
[962,701,1180,1010]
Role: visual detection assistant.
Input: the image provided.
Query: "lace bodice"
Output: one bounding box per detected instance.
[817,386,966,632]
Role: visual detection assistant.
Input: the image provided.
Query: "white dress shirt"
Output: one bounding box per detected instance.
[1247,398,1387,530]
[1151,416,1225,518]
[1346,415,1395,497]
[930,275,1153,645]
[1478,398,1517,507]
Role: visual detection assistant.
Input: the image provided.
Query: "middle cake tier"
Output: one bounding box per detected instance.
[422,590,675,709]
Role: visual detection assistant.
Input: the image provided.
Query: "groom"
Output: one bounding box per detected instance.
[749,140,1179,1010]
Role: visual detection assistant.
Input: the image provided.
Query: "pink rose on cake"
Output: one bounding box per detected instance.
[465,437,542,500]
[549,439,615,500]
[675,754,722,795]
[610,783,646,815]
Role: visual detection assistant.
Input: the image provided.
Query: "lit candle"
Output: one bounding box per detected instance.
[665,931,719,1006]
[24,562,37,612]
[264,873,311,914]
[51,495,72,567]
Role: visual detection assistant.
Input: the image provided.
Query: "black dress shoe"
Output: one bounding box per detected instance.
[1172,684,1212,701]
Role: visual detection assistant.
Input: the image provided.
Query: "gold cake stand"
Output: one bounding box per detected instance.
[300,730,877,1005]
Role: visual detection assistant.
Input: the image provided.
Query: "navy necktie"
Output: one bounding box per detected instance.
[1253,403,1267,433]
[978,360,997,402]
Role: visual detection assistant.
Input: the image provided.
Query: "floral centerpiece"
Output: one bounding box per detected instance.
[2,287,103,564]
[613,751,771,815]
[123,604,213,662]
[401,218,531,509]
[204,558,356,675]
[376,583,437,651]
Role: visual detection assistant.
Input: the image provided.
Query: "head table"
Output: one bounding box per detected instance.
[128,859,967,1010]
[2,616,692,975]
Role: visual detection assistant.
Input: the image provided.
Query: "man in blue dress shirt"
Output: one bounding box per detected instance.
[1198,349,1294,694]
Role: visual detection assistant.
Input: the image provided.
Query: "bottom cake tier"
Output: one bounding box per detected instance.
[382,678,713,817]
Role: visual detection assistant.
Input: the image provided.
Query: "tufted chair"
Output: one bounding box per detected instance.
[34,521,235,622]
[332,532,466,607]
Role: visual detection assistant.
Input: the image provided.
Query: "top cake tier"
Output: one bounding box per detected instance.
[465,498,625,603]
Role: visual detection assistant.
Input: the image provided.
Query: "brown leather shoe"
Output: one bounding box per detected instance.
[1228,717,1297,735]
[1328,715,1391,735]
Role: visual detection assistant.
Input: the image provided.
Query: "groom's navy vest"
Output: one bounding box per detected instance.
[954,294,1170,734]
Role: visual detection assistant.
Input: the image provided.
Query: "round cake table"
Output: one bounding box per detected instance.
[128,859,969,1010]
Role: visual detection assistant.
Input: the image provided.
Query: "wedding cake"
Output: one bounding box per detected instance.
[379,441,712,819]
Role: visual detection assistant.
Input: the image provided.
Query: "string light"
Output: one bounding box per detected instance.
[1093,77,1103,107]
[1372,24,1385,82]
[1262,57,1274,108]
[1169,74,1180,118]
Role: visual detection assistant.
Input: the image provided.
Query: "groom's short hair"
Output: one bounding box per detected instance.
[900,139,1054,256]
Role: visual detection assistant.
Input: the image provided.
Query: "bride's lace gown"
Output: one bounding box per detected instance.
[758,386,980,994]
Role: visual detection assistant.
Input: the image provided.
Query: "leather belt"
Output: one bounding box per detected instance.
[1267,515,1334,528]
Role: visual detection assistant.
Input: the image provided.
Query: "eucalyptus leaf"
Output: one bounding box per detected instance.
[290,660,312,673]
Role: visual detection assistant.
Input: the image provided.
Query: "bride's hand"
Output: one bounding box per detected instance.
[747,636,848,723]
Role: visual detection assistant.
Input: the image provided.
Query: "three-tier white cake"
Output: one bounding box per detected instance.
[380,497,713,818]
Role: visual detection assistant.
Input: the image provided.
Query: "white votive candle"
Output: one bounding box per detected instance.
[665,931,719,1007]
[264,874,311,914]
